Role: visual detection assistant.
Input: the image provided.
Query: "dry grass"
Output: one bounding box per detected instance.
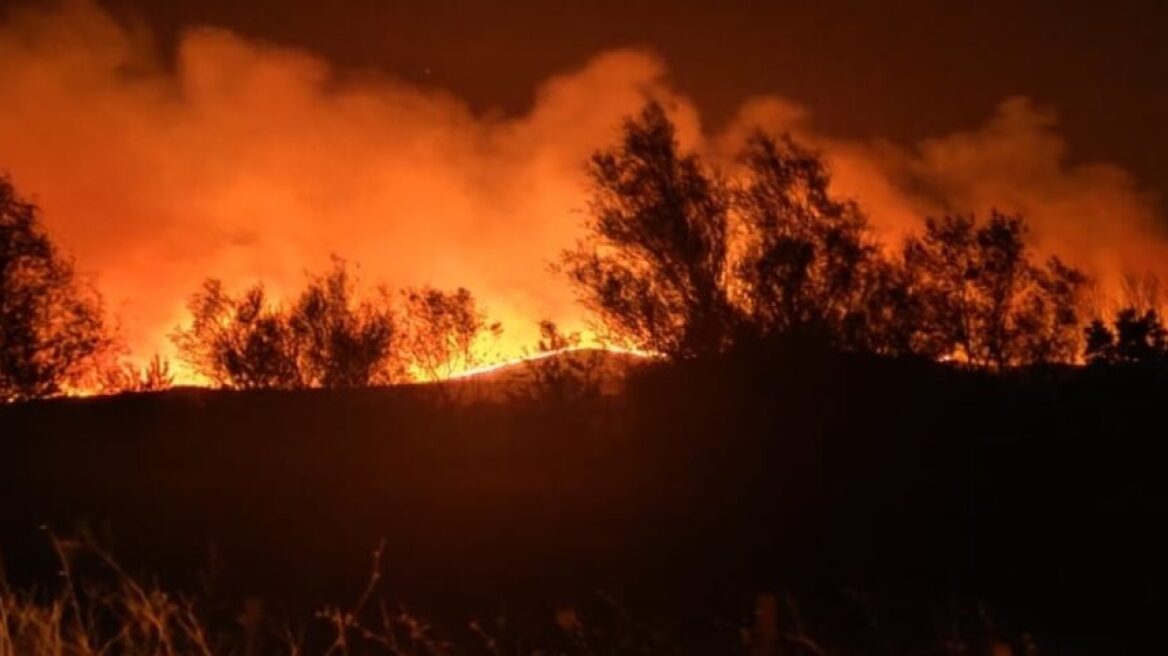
[1,532,1032,656]
[0,534,488,656]
[0,533,219,656]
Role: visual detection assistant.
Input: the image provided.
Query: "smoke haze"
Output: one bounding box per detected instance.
[2,2,1164,376]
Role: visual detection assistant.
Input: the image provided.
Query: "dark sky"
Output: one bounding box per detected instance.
[83,0,1168,199]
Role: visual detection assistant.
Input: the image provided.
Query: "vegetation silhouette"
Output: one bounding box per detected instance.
[3,101,1168,655]
[1,175,113,401]
[97,353,175,394]
[1085,307,1168,366]
[288,259,398,388]
[560,102,1092,371]
[173,278,310,390]
[560,102,740,358]
[510,320,608,405]
[171,262,504,389]
[396,285,502,382]
[902,212,1087,368]
[1,104,1161,396]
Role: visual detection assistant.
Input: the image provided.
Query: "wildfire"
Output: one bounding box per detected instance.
[2,3,1167,390]
[445,344,659,381]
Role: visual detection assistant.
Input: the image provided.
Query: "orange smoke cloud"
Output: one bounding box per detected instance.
[722,96,1168,299]
[2,2,1165,377]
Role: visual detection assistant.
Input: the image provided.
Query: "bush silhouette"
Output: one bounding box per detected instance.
[563,103,1089,370]
[397,286,501,381]
[172,279,304,389]
[1,175,113,400]
[1084,307,1168,366]
[288,259,398,387]
[173,260,398,389]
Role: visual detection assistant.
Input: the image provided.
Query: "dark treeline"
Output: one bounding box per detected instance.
[4,101,1168,402]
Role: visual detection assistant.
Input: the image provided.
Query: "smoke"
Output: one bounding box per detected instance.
[2,2,1165,376]
[720,96,1168,292]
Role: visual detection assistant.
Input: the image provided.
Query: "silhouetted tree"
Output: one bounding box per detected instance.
[903,211,1086,368]
[398,286,501,380]
[1015,256,1089,364]
[1084,308,1168,366]
[736,133,878,341]
[562,104,903,358]
[289,260,398,387]
[561,101,739,358]
[844,257,929,357]
[172,280,303,389]
[1,175,113,400]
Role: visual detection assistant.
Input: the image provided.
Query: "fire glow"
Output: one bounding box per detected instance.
[2,2,1166,383]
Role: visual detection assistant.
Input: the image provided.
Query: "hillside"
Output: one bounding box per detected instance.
[1,345,1165,653]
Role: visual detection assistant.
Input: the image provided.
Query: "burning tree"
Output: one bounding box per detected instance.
[1,175,113,401]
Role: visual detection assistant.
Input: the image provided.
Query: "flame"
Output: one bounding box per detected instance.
[1,2,1165,385]
[445,344,659,381]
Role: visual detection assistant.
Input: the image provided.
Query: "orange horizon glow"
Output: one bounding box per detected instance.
[445,344,660,381]
[3,3,1167,382]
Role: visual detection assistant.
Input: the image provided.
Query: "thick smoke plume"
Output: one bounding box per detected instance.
[2,2,1165,377]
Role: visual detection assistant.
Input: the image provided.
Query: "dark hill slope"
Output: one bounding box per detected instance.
[1,345,1165,653]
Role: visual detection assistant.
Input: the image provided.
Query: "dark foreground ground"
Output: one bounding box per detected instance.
[2,344,1165,654]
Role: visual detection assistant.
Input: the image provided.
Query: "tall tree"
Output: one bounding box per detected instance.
[736,133,878,341]
[561,101,738,358]
[562,103,891,357]
[1,176,112,400]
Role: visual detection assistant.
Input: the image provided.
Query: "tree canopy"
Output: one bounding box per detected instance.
[562,102,1090,368]
[1,176,113,400]
[561,102,739,358]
